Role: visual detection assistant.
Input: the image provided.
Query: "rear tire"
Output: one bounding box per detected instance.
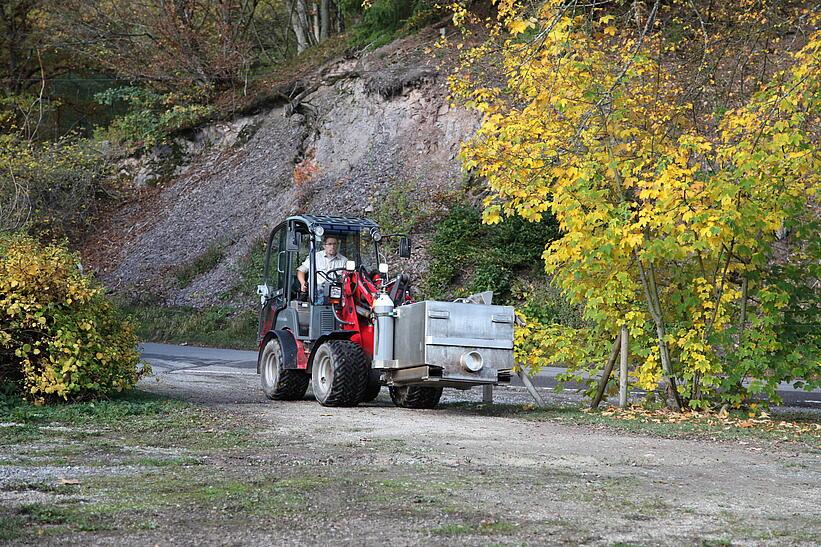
[311,340,367,407]
[260,336,308,400]
[360,370,382,403]
[389,385,443,409]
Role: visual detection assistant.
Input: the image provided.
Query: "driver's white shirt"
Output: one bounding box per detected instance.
[297,251,348,281]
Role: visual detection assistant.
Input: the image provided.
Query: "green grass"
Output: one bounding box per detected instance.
[0,390,185,427]
[173,243,225,287]
[12,502,111,534]
[60,470,330,529]
[0,389,255,453]
[124,456,203,467]
[0,515,26,541]
[0,390,275,541]
[125,304,257,349]
[432,519,519,536]
[231,238,266,300]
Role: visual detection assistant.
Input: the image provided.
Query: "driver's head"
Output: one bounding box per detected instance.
[323,236,339,257]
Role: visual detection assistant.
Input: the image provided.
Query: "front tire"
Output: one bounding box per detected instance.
[389,385,443,409]
[311,340,367,407]
[260,336,308,400]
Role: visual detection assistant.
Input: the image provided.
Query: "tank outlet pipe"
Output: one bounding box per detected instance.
[373,292,395,367]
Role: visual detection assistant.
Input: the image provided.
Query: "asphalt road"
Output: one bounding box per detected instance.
[140,342,821,408]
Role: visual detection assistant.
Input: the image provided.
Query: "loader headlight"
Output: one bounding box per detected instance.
[330,285,342,299]
[460,351,484,372]
[313,225,325,237]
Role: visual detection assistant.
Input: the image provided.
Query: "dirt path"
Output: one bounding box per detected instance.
[129,366,820,546]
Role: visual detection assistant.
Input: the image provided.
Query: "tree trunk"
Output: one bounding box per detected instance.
[291,0,310,53]
[636,256,684,411]
[738,276,749,344]
[319,0,330,41]
[591,335,622,409]
[336,0,344,33]
[311,0,320,43]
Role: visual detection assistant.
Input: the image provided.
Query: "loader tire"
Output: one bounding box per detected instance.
[311,340,367,407]
[389,385,443,409]
[359,370,382,403]
[260,337,308,400]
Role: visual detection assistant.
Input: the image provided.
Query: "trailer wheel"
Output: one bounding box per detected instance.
[311,340,367,407]
[359,370,382,403]
[389,385,443,409]
[260,337,308,400]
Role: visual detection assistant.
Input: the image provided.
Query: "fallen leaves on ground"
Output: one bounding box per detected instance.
[588,405,820,441]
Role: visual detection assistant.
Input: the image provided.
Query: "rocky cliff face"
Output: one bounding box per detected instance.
[84,33,479,307]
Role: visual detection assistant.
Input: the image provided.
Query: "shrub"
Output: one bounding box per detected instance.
[95,87,214,149]
[0,135,110,240]
[0,234,145,403]
[423,204,561,303]
[342,0,444,48]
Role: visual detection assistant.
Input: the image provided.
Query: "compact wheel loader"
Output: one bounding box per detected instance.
[256,215,514,409]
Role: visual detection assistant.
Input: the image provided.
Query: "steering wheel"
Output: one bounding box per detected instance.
[316,267,349,282]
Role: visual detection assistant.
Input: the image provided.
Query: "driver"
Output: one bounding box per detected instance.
[296,235,347,301]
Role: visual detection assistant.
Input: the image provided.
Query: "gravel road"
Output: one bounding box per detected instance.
[133,360,820,545]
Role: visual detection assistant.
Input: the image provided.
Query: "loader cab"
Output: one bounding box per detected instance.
[257,215,386,345]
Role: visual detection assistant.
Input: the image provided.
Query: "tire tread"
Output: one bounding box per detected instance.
[389,385,443,409]
[315,340,368,407]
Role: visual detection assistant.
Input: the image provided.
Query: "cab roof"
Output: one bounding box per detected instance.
[288,215,379,233]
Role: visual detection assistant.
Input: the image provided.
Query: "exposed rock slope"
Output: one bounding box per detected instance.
[85,32,479,306]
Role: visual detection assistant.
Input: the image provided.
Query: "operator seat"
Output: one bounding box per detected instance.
[388,274,410,305]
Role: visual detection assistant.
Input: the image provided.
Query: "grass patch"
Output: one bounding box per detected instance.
[0,390,185,427]
[231,239,266,300]
[0,515,26,541]
[73,470,330,525]
[125,304,257,348]
[125,456,203,467]
[13,502,110,533]
[174,243,225,288]
[432,522,473,536]
[432,519,519,536]
[0,389,252,453]
[0,424,43,445]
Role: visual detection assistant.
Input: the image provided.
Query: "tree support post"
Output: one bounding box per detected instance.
[517,369,545,407]
[482,384,493,403]
[619,325,628,408]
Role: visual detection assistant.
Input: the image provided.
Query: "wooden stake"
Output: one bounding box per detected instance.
[591,336,621,409]
[518,370,545,407]
[619,325,628,408]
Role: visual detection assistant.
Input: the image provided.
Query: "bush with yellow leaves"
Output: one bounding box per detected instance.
[0,233,145,402]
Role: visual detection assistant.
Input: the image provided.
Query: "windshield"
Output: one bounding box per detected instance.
[320,230,379,272]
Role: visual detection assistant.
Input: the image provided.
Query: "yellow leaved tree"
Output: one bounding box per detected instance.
[450,0,820,408]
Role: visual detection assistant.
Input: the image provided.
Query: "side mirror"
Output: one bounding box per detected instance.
[257,284,270,305]
[399,236,411,258]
